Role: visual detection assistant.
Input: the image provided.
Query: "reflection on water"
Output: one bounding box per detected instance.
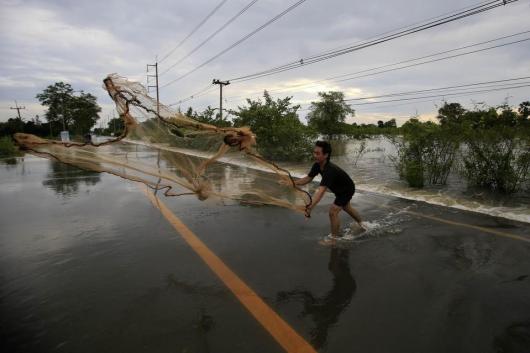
[42,160,101,196]
[0,156,21,166]
[166,273,228,298]
[276,248,356,349]
[493,321,530,353]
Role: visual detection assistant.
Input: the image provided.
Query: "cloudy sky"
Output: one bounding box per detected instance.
[1,0,529,127]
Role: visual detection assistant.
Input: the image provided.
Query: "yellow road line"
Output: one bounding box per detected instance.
[142,187,317,353]
[364,199,530,243]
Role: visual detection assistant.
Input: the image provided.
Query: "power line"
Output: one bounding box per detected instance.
[230,0,516,81]
[343,76,530,102]
[168,0,503,104]
[228,0,519,82]
[346,83,530,106]
[168,84,217,106]
[225,33,530,101]
[158,0,228,63]
[160,0,260,76]
[294,0,500,66]
[161,0,310,88]
[294,82,530,111]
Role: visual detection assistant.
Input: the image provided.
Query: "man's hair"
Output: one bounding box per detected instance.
[315,140,332,161]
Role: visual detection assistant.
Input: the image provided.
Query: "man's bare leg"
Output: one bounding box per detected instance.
[329,204,342,237]
[342,203,366,231]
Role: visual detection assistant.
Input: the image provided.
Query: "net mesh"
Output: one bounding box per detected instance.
[14,74,312,215]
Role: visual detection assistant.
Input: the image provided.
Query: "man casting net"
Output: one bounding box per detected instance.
[14,74,312,215]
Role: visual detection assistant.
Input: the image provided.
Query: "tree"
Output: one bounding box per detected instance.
[384,119,397,128]
[106,117,125,136]
[36,82,101,135]
[185,106,232,127]
[518,101,530,122]
[436,102,465,126]
[0,118,25,137]
[377,120,384,128]
[497,103,518,127]
[231,91,316,161]
[307,91,354,138]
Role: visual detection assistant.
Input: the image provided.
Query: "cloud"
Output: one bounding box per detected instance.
[1,0,529,126]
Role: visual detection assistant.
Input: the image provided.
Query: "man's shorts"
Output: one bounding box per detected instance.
[333,187,355,207]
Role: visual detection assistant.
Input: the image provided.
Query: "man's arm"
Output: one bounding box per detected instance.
[294,175,314,186]
[306,186,327,217]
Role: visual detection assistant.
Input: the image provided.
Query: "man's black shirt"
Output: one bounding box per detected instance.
[308,161,355,195]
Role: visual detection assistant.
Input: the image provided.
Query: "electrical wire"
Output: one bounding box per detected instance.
[228,0,519,82]
[158,0,228,63]
[161,0,310,88]
[160,0,260,76]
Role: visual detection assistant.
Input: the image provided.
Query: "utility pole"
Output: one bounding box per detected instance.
[212,79,230,120]
[147,62,160,119]
[10,100,25,120]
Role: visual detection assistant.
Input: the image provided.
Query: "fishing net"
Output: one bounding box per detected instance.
[14,74,312,215]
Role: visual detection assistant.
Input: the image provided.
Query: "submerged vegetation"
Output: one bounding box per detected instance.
[0,136,23,158]
[390,101,530,193]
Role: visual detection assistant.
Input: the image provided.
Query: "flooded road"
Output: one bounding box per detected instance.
[1,155,530,353]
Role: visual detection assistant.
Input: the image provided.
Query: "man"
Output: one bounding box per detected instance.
[295,141,366,238]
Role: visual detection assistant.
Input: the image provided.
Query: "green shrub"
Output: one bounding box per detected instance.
[0,136,22,157]
[389,119,458,188]
[232,92,316,161]
[461,128,530,193]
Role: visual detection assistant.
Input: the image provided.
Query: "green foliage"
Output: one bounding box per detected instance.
[0,115,60,138]
[36,82,101,135]
[0,136,22,157]
[462,129,529,193]
[341,121,399,138]
[391,100,530,190]
[458,111,530,193]
[436,102,466,126]
[435,101,530,193]
[0,118,25,137]
[186,106,232,127]
[231,91,316,161]
[390,118,459,187]
[0,115,57,138]
[307,91,354,138]
[518,101,530,120]
[93,117,124,136]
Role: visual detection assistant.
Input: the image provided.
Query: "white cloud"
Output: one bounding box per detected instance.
[1,0,529,125]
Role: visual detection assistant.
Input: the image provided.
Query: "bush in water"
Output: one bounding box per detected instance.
[389,119,458,188]
[461,128,530,193]
[0,136,22,157]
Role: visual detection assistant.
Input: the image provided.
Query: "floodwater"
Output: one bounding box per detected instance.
[284,137,530,224]
[1,149,530,353]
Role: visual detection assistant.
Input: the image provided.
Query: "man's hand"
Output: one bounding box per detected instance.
[305,205,312,218]
[304,185,326,218]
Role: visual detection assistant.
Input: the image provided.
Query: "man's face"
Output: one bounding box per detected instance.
[313,146,327,163]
